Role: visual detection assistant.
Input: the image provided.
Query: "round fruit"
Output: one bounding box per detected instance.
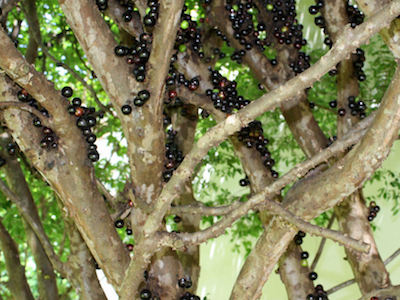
[115,45,128,57]
[309,271,318,280]
[138,90,150,101]
[121,104,132,115]
[140,289,152,299]
[88,150,100,162]
[115,219,124,228]
[134,97,145,107]
[181,20,189,30]
[61,86,73,98]
[72,97,82,107]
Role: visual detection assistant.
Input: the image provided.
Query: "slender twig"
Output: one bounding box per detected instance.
[23,8,109,113]
[384,247,400,265]
[311,214,335,271]
[170,113,373,218]
[96,178,117,209]
[163,196,369,253]
[327,247,400,295]
[0,179,72,279]
[326,278,356,295]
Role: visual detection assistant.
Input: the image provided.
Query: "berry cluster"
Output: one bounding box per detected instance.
[178,277,201,300]
[306,284,328,300]
[206,69,250,114]
[116,0,138,23]
[295,231,329,299]
[353,48,366,82]
[226,2,257,53]
[64,87,100,162]
[367,201,380,222]
[143,0,159,27]
[163,129,184,182]
[17,89,56,150]
[175,9,204,58]
[294,230,305,245]
[178,277,192,289]
[40,127,58,150]
[122,89,151,114]
[266,0,306,48]
[166,64,200,100]
[114,32,153,83]
[346,1,364,28]
[238,121,278,179]
[18,89,50,119]
[337,95,367,119]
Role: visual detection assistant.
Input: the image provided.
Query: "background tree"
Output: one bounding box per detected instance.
[0,0,400,299]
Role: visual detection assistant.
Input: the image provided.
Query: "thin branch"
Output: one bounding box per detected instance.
[163,116,374,252]
[170,112,373,218]
[0,217,34,300]
[0,178,72,280]
[0,29,129,288]
[384,247,400,265]
[144,0,400,237]
[311,214,335,271]
[96,178,118,209]
[231,59,400,298]
[327,247,400,295]
[21,0,109,112]
[165,196,369,253]
[326,278,356,295]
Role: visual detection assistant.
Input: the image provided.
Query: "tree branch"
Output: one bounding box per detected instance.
[0,133,59,299]
[144,0,400,238]
[359,285,400,300]
[327,247,400,295]
[0,217,34,300]
[310,214,335,271]
[0,73,129,288]
[0,178,73,280]
[230,57,400,299]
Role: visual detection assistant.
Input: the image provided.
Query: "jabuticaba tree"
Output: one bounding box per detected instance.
[0,0,400,299]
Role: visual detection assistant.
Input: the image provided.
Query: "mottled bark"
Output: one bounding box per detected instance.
[176,47,315,298]
[322,0,391,294]
[231,62,400,299]
[0,218,34,300]
[172,105,201,292]
[335,191,390,293]
[63,216,107,300]
[0,72,129,287]
[0,135,59,300]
